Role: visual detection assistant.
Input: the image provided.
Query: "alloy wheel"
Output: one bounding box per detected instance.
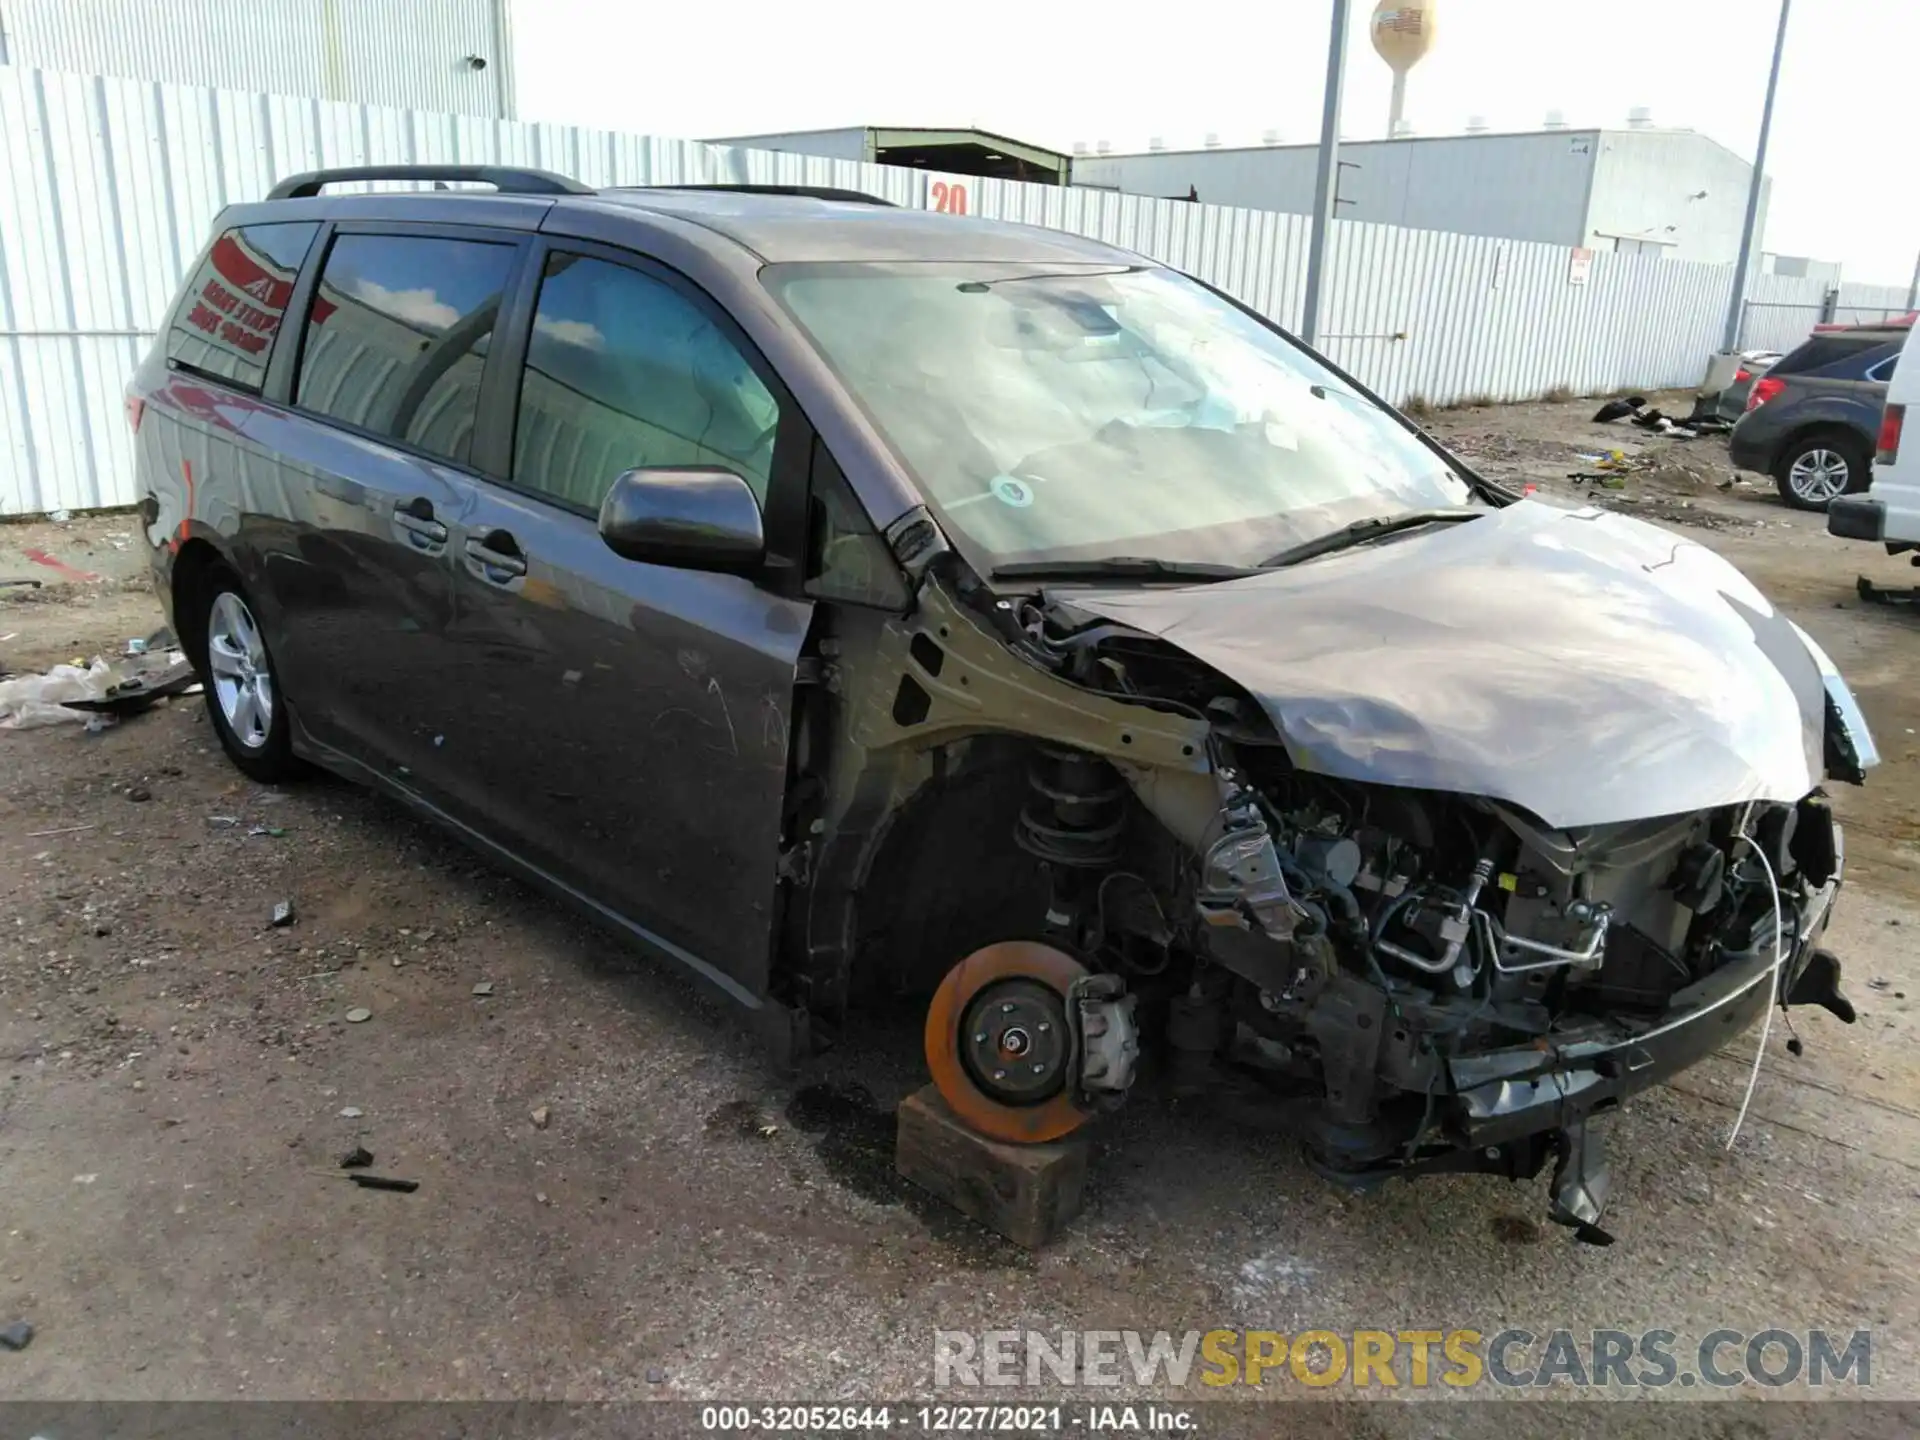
[1787,448,1849,504]
[207,590,274,750]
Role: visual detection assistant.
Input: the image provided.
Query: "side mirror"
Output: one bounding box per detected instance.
[597,466,765,572]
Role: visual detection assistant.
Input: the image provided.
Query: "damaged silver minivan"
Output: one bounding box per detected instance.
[133,168,1878,1239]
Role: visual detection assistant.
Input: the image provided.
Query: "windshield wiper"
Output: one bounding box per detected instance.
[1258,507,1485,570]
[991,556,1260,584]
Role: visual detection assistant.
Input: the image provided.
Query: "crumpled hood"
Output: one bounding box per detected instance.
[1066,501,1826,828]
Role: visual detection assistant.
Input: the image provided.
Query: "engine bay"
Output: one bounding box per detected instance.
[898,580,1861,1240]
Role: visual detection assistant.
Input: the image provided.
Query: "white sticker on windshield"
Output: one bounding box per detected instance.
[990,475,1036,508]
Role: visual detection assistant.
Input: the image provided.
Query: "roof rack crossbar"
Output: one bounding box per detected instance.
[628,184,896,207]
[265,165,593,200]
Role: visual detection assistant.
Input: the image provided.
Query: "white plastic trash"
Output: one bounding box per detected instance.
[0,660,112,729]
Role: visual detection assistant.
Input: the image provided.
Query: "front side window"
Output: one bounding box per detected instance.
[295,233,516,468]
[764,261,1469,572]
[164,221,318,393]
[512,254,780,513]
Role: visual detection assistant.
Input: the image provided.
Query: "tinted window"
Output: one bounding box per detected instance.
[296,233,516,468]
[165,222,318,393]
[512,254,780,512]
[1773,335,1886,377]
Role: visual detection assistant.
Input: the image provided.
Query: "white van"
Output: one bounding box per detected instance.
[1830,319,1919,566]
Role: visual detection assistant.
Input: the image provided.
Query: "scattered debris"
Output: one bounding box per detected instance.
[530,1105,551,1130]
[1869,977,1891,991]
[339,1145,374,1170]
[271,900,296,928]
[1592,396,1647,424]
[0,659,114,730]
[25,824,93,838]
[208,815,240,827]
[72,1174,97,1185]
[126,786,151,803]
[338,1106,364,1119]
[344,1007,372,1024]
[472,981,495,997]
[349,1173,419,1193]
[247,825,286,838]
[60,651,197,716]
[0,1320,33,1352]
[646,1366,667,1385]
[314,1167,419,1193]
[125,637,149,656]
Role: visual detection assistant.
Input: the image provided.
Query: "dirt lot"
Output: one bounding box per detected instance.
[2,397,1918,1426]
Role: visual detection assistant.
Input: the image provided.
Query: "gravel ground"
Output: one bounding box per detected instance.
[2,399,1918,1430]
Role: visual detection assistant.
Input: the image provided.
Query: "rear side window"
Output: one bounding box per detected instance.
[1862,348,1901,383]
[511,253,780,512]
[165,222,318,393]
[295,233,517,468]
[1772,336,1882,377]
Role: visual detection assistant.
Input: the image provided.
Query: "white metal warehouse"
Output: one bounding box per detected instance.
[1073,126,1769,266]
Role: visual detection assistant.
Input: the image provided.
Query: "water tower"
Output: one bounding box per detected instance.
[1371,3,1438,139]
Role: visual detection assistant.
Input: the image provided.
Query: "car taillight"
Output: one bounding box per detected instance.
[1747,376,1785,411]
[125,395,145,433]
[1879,404,1905,466]
[1734,367,1752,384]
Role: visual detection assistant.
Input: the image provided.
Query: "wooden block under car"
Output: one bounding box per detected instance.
[894,1084,1091,1247]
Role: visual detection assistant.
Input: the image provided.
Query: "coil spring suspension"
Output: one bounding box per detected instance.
[1016,747,1125,868]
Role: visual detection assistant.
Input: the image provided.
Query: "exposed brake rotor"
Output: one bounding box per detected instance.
[924,941,1093,1144]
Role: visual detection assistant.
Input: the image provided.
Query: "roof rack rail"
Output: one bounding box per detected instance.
[633,184,896,207]
[265,165,593,200]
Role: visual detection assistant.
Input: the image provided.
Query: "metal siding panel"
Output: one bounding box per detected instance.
[4,0,510,117]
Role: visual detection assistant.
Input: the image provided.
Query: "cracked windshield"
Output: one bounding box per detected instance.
[768,262,1472,569]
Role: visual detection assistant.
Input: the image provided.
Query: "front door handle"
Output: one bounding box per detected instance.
[464,531,527,583]
[393,497,448,550]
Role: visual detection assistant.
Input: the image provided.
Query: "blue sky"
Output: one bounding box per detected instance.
[513,0,1918,288]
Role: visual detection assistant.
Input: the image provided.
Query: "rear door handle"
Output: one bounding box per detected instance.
[393,498,447,550]
[464,532,527,583]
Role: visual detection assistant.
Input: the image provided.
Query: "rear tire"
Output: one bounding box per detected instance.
[195,569,302,784]
[1773,432,1868,511]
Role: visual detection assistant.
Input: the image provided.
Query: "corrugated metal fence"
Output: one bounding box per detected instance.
[0,62,1868,516]
[1736,274,1914,354]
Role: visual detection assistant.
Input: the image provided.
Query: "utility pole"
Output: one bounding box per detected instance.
[1720,0,1792,353]
[1301,0,1352,348]
[1906,248,1920,313]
